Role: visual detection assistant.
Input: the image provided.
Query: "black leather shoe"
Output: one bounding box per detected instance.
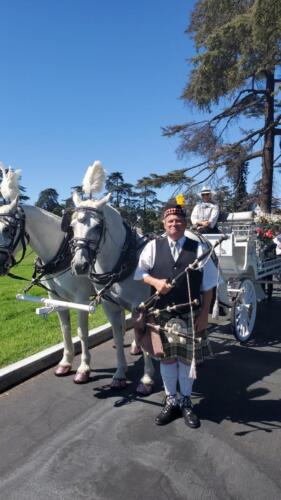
[181,397,200,428]
[155,402,179,426]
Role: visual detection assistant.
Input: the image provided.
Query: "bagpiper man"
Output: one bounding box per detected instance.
[134,202,218,427]
[191,185,220,234]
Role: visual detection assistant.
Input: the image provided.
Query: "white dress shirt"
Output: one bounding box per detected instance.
[134,235,218,292]
[274,235,281,255]
[191,202,219,228]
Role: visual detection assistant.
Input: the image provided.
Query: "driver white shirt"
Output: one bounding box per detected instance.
[274,235,281,256]
[191,202,219,228]
[134,235,219,292]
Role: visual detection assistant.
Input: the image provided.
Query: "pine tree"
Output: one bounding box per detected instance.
[35,188,63,215]
[105,172,126,208]
[161,0,281,212]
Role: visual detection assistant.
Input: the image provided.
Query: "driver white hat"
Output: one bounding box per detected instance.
[200,185,213,196]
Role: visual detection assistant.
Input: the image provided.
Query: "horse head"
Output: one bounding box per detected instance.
[0,196,23,274]
[70,191,111,276]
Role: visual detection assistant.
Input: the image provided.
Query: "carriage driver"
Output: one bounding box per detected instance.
[134,203,218,427]
[191,185,220,234]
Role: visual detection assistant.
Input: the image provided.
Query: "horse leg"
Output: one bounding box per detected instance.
[130,338,142,355]
[102,301,127,389]
[55,309,74,376]
[136,350,155,395]
[127,307,142,355]
[120,307,139,354]
[73,310,91,384]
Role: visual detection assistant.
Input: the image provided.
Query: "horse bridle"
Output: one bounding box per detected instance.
[0,206,30,270]
[69,207,105,265]
[70,206,139,295]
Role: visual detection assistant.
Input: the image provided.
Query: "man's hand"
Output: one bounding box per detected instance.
[143,276,172,295]
[196,220,209,228]
[152,278,172,295]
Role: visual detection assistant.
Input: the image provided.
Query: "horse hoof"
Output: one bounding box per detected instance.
[130,345,142,356]
[136,382,153,396]
[111,378,127,389]
[73,371,90,384]
[54,365,71,377]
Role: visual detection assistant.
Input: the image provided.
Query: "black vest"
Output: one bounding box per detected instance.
[150,236,202,312]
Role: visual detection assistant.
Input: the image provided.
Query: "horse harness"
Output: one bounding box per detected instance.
[69,206,152,302]
[67,206,105,268]
[27,231,73,295]
[0,205,73,297]
[0,206,30,271]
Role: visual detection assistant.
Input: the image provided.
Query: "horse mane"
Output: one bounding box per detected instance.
[82,161,106,197]
[33,205,62,221]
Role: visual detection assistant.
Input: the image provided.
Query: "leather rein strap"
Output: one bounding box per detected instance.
[23,231,73,296]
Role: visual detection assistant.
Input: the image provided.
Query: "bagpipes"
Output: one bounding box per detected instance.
[132,234,228,360]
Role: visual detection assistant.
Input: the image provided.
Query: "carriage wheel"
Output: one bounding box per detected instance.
[231,278,257,343]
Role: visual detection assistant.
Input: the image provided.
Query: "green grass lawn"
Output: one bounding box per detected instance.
[0,250,107,368]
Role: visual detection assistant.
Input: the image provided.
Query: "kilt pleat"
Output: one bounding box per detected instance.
[157,313,213,364]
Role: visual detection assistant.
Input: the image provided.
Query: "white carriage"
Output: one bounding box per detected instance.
[204,211,281,343]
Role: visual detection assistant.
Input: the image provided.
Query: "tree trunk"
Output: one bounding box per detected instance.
[261,70,275,213]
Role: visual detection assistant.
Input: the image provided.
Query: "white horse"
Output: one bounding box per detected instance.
[0,196,99,383]
[70,189,155,394]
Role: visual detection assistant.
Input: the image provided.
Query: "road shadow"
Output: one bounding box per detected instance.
[246,296,281,348]
[194,320,281,434]
[92,354,163,408]
[89,295,281,425]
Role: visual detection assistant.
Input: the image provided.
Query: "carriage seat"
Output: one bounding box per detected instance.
[218,211,255,243]
[218,211,254,223]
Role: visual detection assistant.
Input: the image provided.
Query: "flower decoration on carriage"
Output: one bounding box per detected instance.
[255,227,274,244]
[255,215,281,241]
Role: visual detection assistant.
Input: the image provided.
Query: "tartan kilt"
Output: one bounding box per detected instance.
[156,312,213,364]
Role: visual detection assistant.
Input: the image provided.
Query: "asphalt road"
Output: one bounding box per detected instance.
[0,297,281,500]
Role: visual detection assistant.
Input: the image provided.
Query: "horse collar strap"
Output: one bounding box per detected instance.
[33,232,73,278]
[19,232,74,298]
[90,222,138,288]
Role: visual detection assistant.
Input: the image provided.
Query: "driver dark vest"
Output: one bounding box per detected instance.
[150,236,202,312]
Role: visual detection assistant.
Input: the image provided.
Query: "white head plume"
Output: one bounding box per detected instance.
[82,161,106,197]
[0,163,21,201]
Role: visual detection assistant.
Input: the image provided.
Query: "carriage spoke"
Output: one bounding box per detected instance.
[231,278,257,343]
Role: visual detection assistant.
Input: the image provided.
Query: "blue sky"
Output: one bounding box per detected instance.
[0,0,275,204]
[1,0,198,203]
